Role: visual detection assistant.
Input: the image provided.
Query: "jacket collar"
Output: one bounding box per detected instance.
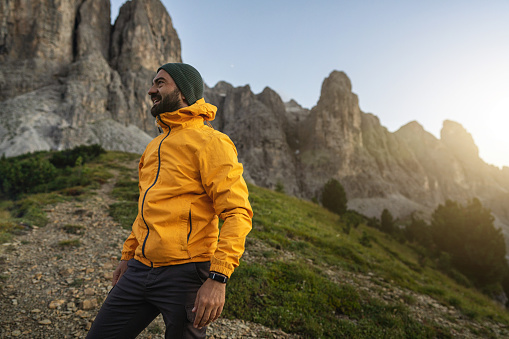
[156,98,217,132]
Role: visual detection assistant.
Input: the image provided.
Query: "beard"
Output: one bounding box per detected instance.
[151,88,185,117]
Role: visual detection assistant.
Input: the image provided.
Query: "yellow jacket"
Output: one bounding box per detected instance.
[120,99,253,277]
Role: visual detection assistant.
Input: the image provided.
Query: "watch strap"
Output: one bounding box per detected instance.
[208,272,228,284]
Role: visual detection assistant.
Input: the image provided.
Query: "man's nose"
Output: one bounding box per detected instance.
[148,85,157,96]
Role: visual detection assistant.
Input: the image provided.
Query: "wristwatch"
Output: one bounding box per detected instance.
[208,272,228,284]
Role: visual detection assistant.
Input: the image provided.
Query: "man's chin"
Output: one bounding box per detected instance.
[151,105,161,117]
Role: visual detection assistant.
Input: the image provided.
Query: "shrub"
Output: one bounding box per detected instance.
[342,210,365,229]
[359,230,372,247]
[275,181,285,194]
[0,155,57,198]
[380,208,395,234]
[49,144,105,168]
[321,178,347,215]
[367,216,380,229]
[404,216,433,247]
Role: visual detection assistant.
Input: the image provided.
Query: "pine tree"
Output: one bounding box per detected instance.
[321,179,347,215]
[431,198,508,287]
[380,209,395,234]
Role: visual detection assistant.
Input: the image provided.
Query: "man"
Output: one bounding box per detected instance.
[87,63,253,338]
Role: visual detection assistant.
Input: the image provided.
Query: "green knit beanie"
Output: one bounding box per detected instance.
[157,63,204,106]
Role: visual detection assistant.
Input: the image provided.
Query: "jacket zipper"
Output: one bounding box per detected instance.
[140,119,171,267]
[187,209,192,242]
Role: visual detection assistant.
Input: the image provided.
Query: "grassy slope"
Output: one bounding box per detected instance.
[238,186,509,337]
[2,151,509,338]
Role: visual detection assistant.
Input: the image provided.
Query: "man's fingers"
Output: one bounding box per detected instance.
[193,278,226,328]
[213,305,223,321]
[192,297,204,328]
[197,306,213,328]
[111,261,128,286]
[204,307,221,327]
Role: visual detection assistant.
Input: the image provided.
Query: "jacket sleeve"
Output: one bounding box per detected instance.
[121,230,139,260]
[199,133,253,277]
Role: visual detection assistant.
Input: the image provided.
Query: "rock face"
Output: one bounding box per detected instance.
[2,0,509,243]
[204,83,302,195]
[0,0,181,155]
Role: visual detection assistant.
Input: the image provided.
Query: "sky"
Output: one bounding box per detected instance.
[111,0,509,168]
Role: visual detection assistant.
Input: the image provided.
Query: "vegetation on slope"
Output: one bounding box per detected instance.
[1,149,508,338]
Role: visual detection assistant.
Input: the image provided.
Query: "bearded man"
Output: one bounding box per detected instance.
[87,63,253,339]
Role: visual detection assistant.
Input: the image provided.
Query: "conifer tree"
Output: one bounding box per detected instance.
[321,179,347,215]
[431,198,508,287]
[380,209,395,234]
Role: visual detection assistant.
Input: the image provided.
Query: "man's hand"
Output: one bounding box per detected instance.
[112,260,128,286]
[192,278,226,329]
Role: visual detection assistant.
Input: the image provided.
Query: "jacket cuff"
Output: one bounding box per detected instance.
[121,252,135,261]
[210,256,234,278]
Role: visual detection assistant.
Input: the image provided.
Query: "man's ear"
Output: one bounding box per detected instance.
[181,93,189,106]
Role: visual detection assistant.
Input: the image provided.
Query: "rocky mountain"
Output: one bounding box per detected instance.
[203,70,509,244]
[0,0,180,155]
[2,0,509,241]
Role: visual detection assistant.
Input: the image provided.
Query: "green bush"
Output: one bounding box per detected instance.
[404,216,433,247]
[359,230,372,247]
[0,155,57,198]
[380,208,395,234]
[343,210,365,228]
[275,181,285,194]
[0,144,105,199]
[321,178,347,215]
[49,144,105,168]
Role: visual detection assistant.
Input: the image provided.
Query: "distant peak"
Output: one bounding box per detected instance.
[260,86,278,96]
[441,120,472,139]
[399,121,425,131]
[285,99,303,109]
[441,120,479,159]
[325,70,352,92]
[316,70,354,109]
[212,81,234,91]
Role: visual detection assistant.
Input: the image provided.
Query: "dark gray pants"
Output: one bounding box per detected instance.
[86,259,210,339]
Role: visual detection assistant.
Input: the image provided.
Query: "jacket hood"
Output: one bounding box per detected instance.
[157,98,217,130]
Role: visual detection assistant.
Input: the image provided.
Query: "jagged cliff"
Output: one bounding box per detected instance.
[0,0,180,155]
[2,0,509,241]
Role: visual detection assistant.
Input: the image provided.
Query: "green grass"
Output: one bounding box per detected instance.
[57,239,80,247]
[109,202,138,229]
[226,260,447,338]
[108,167,140,229]
[68,278,84,287]
[241,184,509,336]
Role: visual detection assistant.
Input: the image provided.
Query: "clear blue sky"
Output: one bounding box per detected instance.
[111,0,509,168]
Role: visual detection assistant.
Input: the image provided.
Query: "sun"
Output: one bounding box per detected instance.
[473,96,509,168]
